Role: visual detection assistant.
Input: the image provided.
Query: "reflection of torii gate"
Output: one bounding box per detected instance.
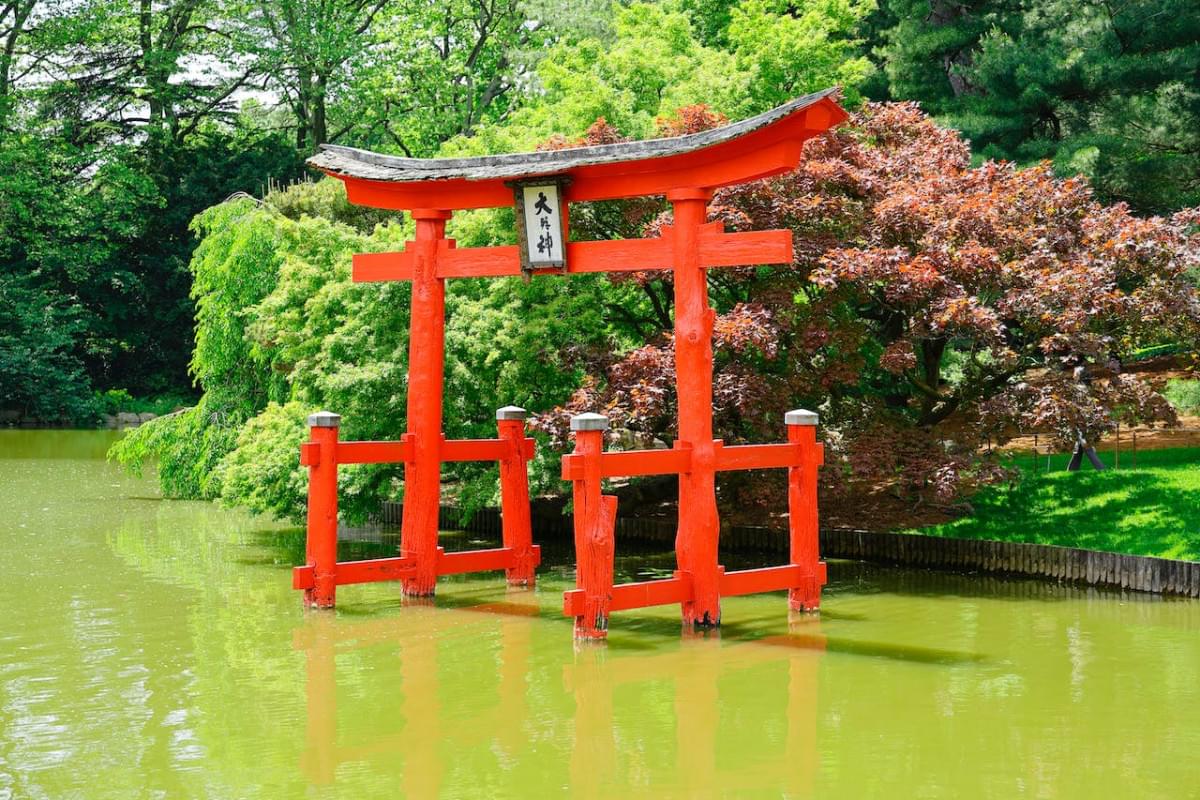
[565,630,823,797]
[295,599,823,795]
[295,597,539,793]
[293,89,848,638]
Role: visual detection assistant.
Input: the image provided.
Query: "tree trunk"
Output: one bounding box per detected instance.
[139,0,164,126]
[1,0,35,116]
[927,0,976,97]
[311,73,327,147]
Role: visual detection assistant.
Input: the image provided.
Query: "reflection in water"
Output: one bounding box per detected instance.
[4,430,1200,799]
[295,598,825,798]
[296,590,541,794]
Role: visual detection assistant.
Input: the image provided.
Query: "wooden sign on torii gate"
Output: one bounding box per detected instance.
[293,89,847,639]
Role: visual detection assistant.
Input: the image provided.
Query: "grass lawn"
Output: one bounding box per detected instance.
[911,446,1200,561]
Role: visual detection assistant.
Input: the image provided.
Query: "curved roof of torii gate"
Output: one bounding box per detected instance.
[308,88,847,211]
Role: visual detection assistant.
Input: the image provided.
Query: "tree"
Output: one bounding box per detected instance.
[0,0,37,125]
[0,271,94,421]
[869,0,1200,214]
[537,103,1200,506]
[241,0,549,154]
[22,0,255,150]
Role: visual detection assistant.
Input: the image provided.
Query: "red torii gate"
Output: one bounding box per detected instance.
[293,89,847,639]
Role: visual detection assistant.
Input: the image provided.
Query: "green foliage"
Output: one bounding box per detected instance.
[915,447,1200,561]
[1128,343,1182,362]
[187,197,292,417]
[217,402,312,522]
[92,389,193,417]
[0,123,303,419]
[0,272,95,422]
[108,396,242,499]
[727,0,875,109]
[1164,380,1200,415]
[442,0,875,159]
[870,0,1200,214]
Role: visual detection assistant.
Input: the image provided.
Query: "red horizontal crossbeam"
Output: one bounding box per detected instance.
[697,223,793,268]
[715,442,804,472]
[437,546,540,576]
[561,438,822,480]
[300,439,412,466]
[300,436,534,467]
[337,441,411,464]
[292,556,416,590]
[720,564,809,597]
[561,563,821,617]
[353,226,792,283]
[561,446,692,480]
[563,573,694,617]
[443,437,535,462]
[293,545,545,590]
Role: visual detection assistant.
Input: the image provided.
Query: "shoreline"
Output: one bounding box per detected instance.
[398,502,1200,599]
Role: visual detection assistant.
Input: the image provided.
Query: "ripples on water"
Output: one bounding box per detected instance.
[1,430,1198,799]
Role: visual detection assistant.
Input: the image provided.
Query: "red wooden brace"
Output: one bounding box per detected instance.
[786,409,826,612]
[568,413,617,640]
[303,411,341,608]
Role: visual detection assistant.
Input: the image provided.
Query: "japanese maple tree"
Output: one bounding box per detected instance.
[536,102,1200,507]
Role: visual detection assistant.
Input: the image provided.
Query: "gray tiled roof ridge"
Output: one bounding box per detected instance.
[307,88,839,183]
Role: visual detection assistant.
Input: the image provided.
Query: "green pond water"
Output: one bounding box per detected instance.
[2,430,1199,799]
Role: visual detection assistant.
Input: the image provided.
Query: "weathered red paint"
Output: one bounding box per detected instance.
[444,436,535,462]
[560,445,693,480]
[400,209,451,597]
[787,418,826,612]
[569,419,617,640]
[498,412,539,585]
[294,555,415,589]
[670,191,722,627]
[305,418,340,608]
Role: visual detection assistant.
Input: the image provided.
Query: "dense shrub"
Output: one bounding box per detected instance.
[1164,380,1200,415]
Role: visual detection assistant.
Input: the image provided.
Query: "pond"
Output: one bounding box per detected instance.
[2,430,1199,798]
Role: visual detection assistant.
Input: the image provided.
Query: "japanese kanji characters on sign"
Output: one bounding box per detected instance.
[517,181,566,271]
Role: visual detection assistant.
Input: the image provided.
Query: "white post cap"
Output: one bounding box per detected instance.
[307,411,342,428]
[784,409,818,426]
[570,412,609,432]
[496,405,527,421]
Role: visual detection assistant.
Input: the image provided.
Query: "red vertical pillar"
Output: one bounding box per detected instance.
[570,412,616,640]
[669,189,721,627]
[401,209,452,597]
[306,411,341,608]
[786,409,825,612]
[497,405,538,585]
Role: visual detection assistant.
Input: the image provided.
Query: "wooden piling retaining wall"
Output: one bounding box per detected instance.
[377,501,1200,598]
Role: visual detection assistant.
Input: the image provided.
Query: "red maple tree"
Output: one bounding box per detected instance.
[534,102,1200,509]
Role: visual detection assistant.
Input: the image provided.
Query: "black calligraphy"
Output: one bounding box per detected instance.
[532,190,555,255]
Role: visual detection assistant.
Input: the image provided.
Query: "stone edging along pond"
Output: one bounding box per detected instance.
[377,502,1200,599]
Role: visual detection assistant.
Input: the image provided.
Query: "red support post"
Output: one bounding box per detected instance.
[785,409,825,612]
[568,413,617,640]
[304,411,341,608]
[669,189,721,627]
[401,209,452,597]
[497,406,539,585]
